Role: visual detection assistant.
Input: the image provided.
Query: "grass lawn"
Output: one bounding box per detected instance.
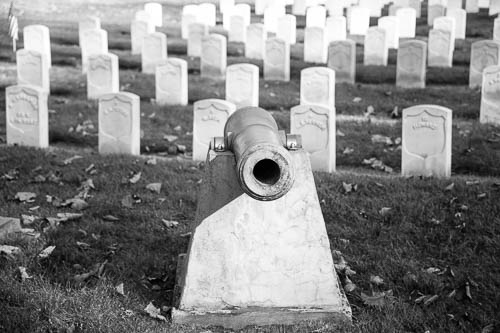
[1,0,500,331]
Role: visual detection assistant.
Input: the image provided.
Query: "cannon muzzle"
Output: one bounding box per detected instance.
[219,107,298,201]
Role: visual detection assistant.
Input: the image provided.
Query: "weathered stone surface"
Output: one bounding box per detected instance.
[480,65,500,124]
[378,16,399,49]
[348,6,370,35]
[201,34,227,79]
[326,16,346,43]
[402,105,452,177]
[79,16,100,47]
[466,0,479,13]
[16,49,50,93]
[81,28,108,73]
[396,7,416,38]
[364,27,388,66]
[156,58,188,106]
[328,39,356,84]
[277,15,296,45]
[142,32,167,74]
[131,20,154,55]
[192,99,236,161]
[469,40,500,88]
[264,38,290,81]
[144,2,163,27]
[300,67,335,110]
[446,8,466,40]
[5,85,48,148]
[23,25,51,68]
[306,5,326,28]
[87,53,119,99]
[290,105,336,173]
[172,149,350,328]
[304,27,328,64]
[0,217,21,240]
[98,92,140,155]
[396,40,427,89]
[427,4,445,26]
[428,29,453,67]
[225,64,259,108]
[188,23,209,57]
[246,24,266,59]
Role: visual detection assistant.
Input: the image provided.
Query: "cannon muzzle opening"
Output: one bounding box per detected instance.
[223,107,295,201]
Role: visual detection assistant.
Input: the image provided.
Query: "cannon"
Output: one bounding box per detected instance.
[211,107,301,201]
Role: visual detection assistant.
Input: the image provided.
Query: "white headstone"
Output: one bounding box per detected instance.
[199,3,217,27]
[264,38,290,81]
[290,104,336,173]
[79,16,100,47]
[396,40,427,88]
[5,85,48,148]
[87,53,119,100]
[144,2,163,27]
[182,12,198,39]
[489,0,500,16]
[98,92,140,155]
[193,99,236,161]
[23,25,51,68]
[229,15,247,43]
[306,6,327,27]
[135,10,152,23]
[277,15,297,45]
[478,0,490,8]
[326,0,344,16]
[446,8,466,39]
[225,63,259,108]
[428,29,454,67]
[300,67,335,110]
[480,65,500,124]
[434,16,456,49]
[246,24,266,59]
[427,4,446,26]
[349,6,370,35]
[304,27,328,63]
[219,0,235,14]
[466,0,479,12]
[131,20,155,55]
[364,27,389,66]
[141,32,167,74]
[447,0,463,10]
[402,105,452,178]
[156,58,188,106]
[201,34,227,79]
[494,18,500,41]
[16,49,50,93]
[378,16,399,49]
[396,8,416,38]
[81,28,108,73]
[326,16,347,43]
[188,23,209,57]
[293,0,307,15]
[409,0,422,18]
[264,5,286,33]
[469,40,500,88]
[328,39,355,84]
[359,0,382,17]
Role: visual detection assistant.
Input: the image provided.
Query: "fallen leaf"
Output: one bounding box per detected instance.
[391,106,399,118]
[57,213,83,221]
[0,245,21,257]
[103,215,119,221]
[76,241,91,249]
[371,134,393,145]
[365,105,375,117]
[353,97,362,103]
[361,290,394,307]
[39,245,56,259]
[477,193,487,199]
[444,183,455,191]
[162,219,179,228]
[466,180,480,186]
[15,192,37,203]
[146,183,162,194]
[18,266,32,281]
[146,158,157,165]
[67,198,89,210]
[21,214,38,226]
[425,267,441,274]
[121,195,134,208]
[424,294,439,306]
[144,302,167,321]
[63,155,83,165]
[344,276,356,292]
[163,135,178,142]
[116,283,125,296]
[337,130,345,137]
[370,275,384,286]
[0,217,22,238]
[379,207,391,217]
[129,172,142,184]
[482,324,495,333]
[342,147,354,155]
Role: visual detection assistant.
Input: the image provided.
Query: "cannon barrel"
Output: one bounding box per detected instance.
[223,107,295,201]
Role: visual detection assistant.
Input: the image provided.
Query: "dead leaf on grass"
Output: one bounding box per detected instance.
[15,192,37,203]
[67,198,89,210]
[0,245,21,258]
[144,302,167,321]
[344,276,356,292]
[18,266,32,281]
[121,195,134,208]
[482,324,495,333]
[477,193,487,199]
[63,155,83,165]
[103,215,119,221]
[379,207,391,216]
[146,158,157,165]
[370,275,384,286]
[146,183,162,194]
[342,182,357,194]
[57,213,83,221]
[129,172,142,184]
[163,135,178,142]
[424,294,439,306]
[38,246,56,259]
[360,290,395,307]
[162,219,179,228]
[116,283,125,296]
[342,147,354,154]
[444,183,455,191]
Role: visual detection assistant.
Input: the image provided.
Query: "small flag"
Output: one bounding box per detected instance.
[8,1,18,51]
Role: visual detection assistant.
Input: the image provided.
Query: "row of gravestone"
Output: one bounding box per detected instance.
[5,63,500,172]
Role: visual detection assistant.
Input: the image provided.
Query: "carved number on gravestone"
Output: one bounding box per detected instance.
[405,110,446,158]
[8,91,39,135]
[293,108,328,152]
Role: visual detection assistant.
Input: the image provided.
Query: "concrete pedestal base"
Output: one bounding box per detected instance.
[172,149,351,329]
